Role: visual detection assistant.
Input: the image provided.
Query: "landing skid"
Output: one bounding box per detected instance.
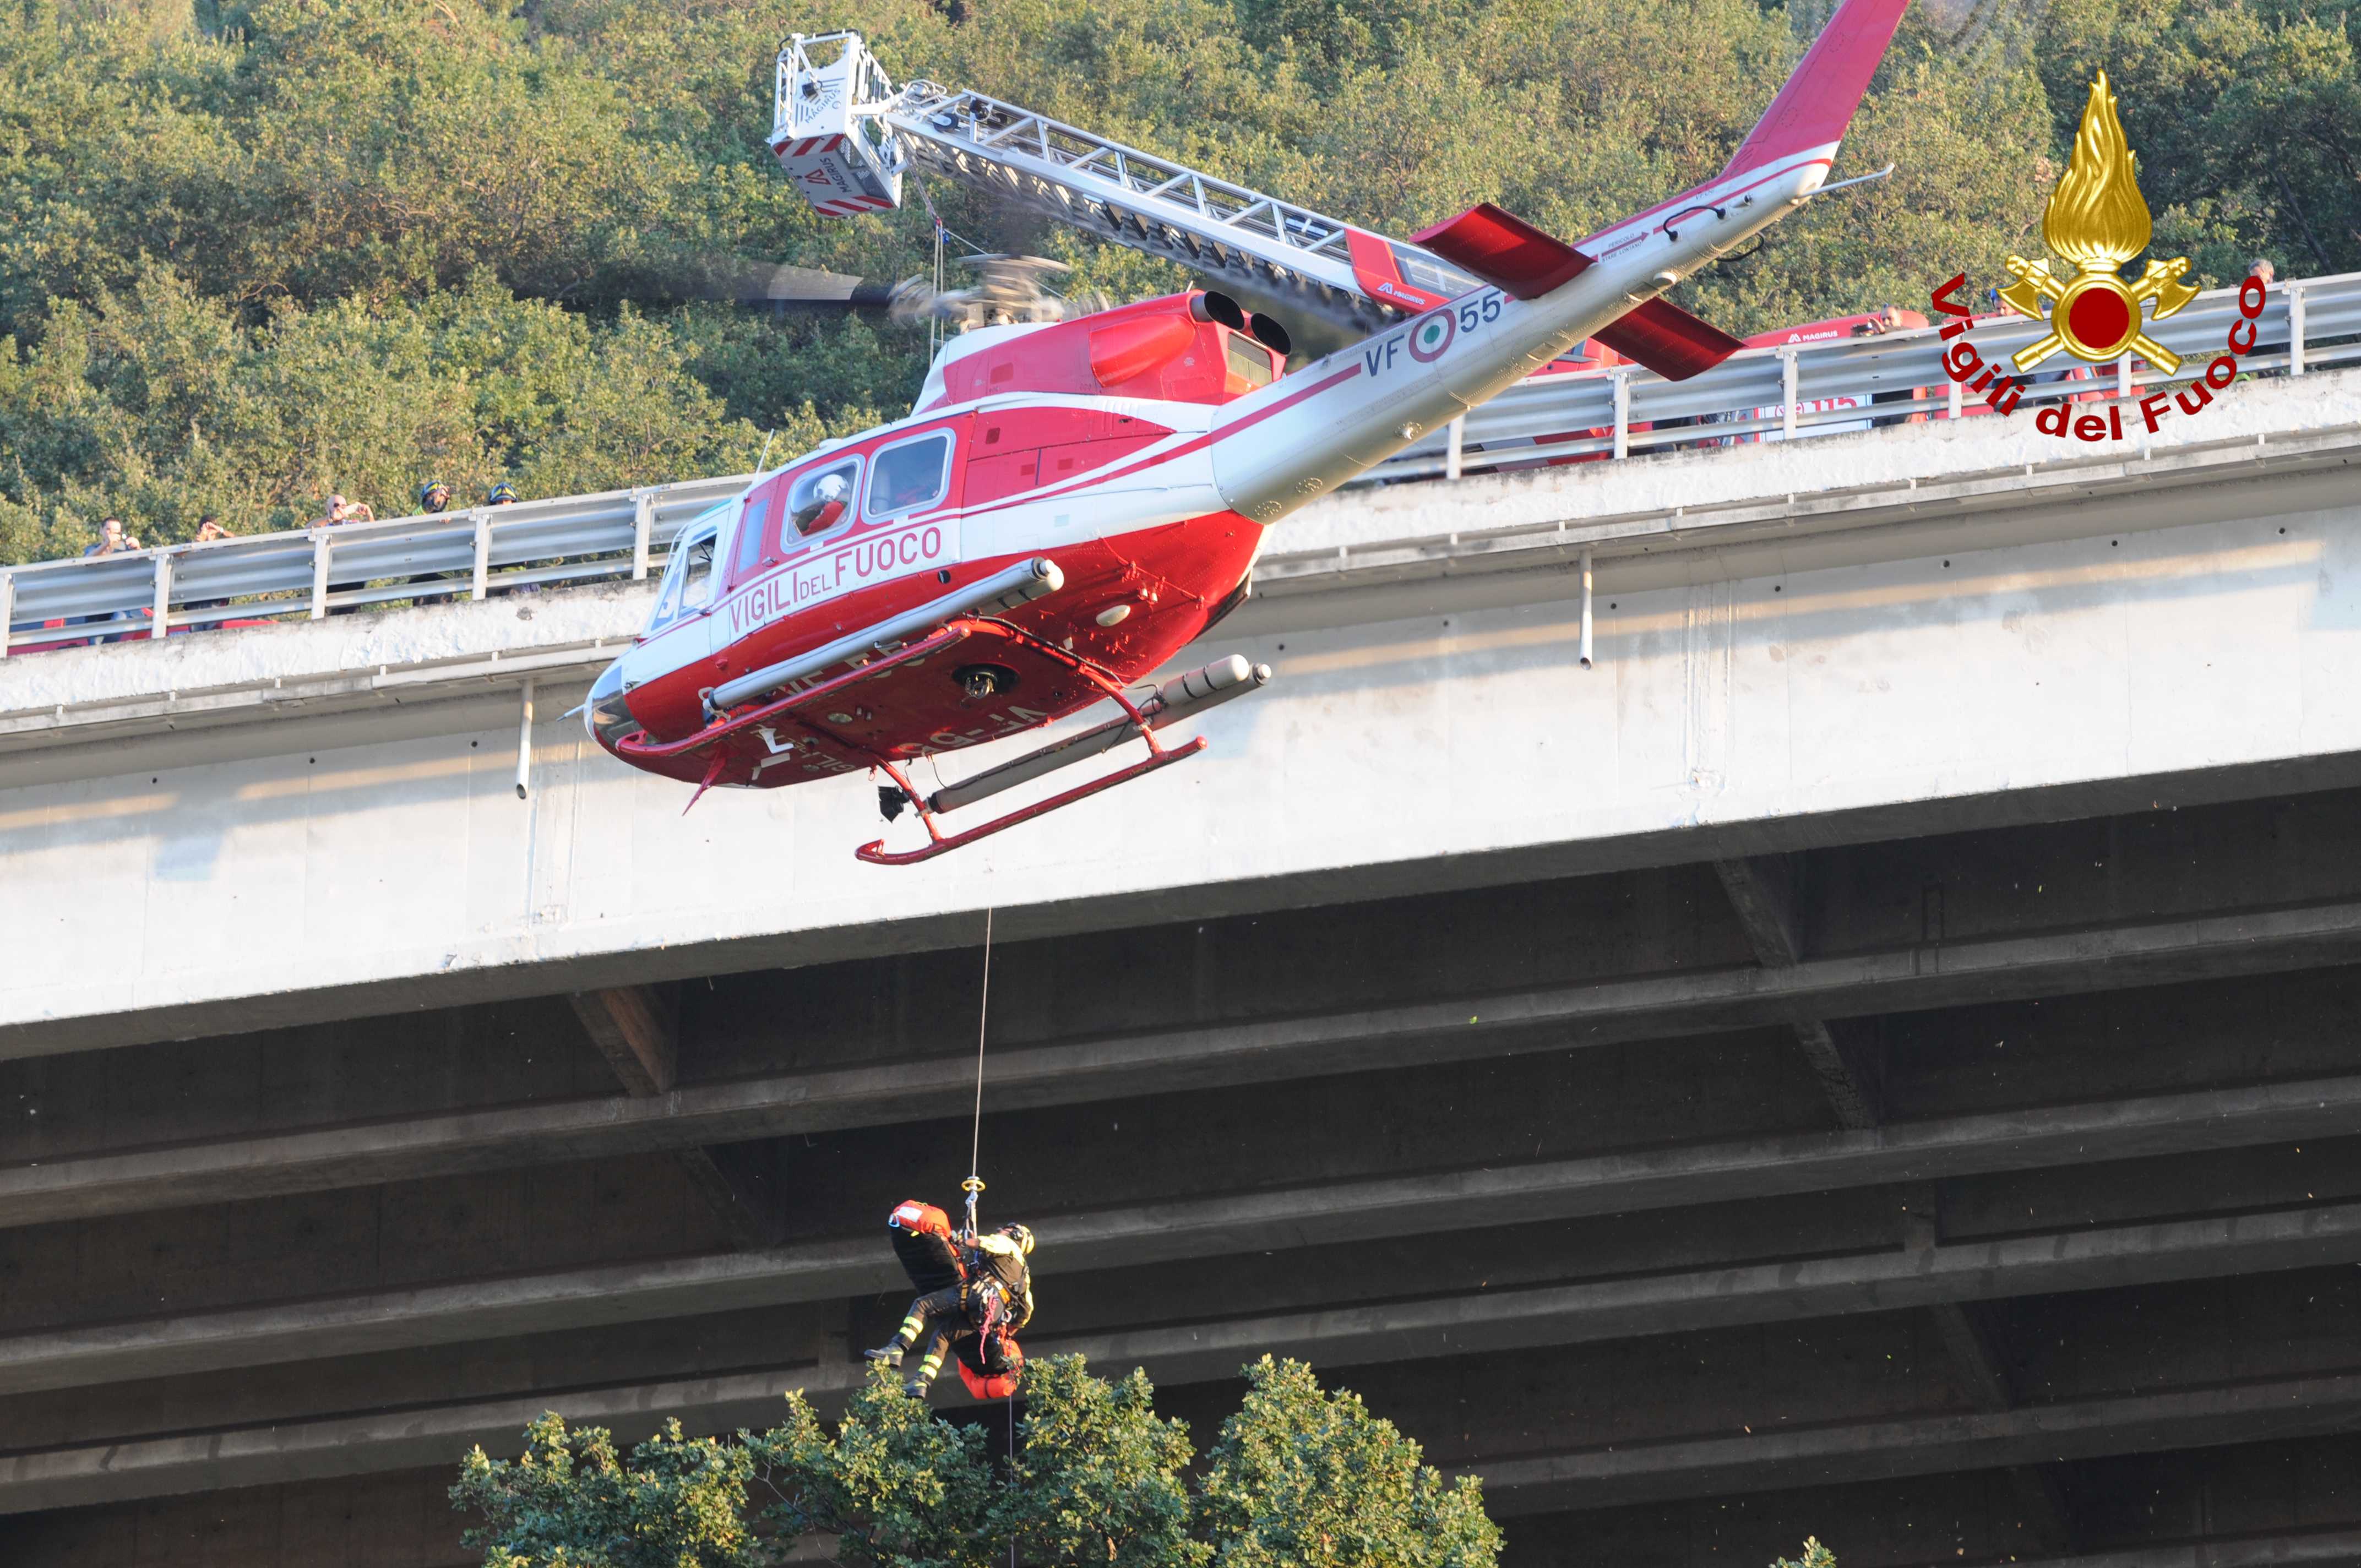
[859,634,1271,865]
[859,734,1208,866]
[618,610,1269,864]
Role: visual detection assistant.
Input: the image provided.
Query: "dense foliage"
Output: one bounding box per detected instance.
[450,1355,1503,1568]
[4,0,2355,559]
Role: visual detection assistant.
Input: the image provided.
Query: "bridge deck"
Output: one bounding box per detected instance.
[8,363,2361,1568]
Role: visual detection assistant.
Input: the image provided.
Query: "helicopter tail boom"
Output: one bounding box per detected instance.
[1206,0,1911,524]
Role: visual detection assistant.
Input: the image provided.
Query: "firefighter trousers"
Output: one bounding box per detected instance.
[886,1286,966,1387]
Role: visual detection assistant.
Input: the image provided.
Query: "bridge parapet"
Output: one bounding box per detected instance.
[5,273,2354,655]
[4,362,2358,777]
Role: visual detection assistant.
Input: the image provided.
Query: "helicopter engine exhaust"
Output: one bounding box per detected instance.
[1246,312,1293,357]
[928,654,1272,814]
[1190,290,1247,330]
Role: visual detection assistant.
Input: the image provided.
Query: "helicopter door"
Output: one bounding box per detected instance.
[618,509,725,701]
[721,488,779,589]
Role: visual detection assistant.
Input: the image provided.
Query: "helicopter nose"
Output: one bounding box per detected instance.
[584,658,639,755]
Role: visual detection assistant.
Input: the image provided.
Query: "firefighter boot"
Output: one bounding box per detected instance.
[863,1345,905,1366]
[906,1343,945,1398]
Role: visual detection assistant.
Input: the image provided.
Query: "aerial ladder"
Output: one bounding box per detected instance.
[769,32,1483,349]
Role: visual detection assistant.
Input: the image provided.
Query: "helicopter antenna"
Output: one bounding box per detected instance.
[920,184,948,359]
[964,906,993,1238]
[755,428,776,474]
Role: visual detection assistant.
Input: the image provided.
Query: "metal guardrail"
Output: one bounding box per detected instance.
[1384,270,2361,476]
[6,273,2355,657]
[1,475,750,655]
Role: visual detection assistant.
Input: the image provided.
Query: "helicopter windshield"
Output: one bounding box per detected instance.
[645,510,723,635]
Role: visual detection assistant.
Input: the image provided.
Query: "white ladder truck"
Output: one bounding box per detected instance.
[769,32,1484,351]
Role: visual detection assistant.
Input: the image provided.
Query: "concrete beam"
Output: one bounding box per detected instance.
[18,1219,2361,1513]
[1472,1367,2361,1513]
[674,1142,787,1251]
[1715,854,1883,1129]
[565,986,784,1249]
[13,900,2361,1227]
[1973,1533,2361,1568]
[1792,1017,1883,1129]
[1908,1204,2075,1552]
[12,1163,2361,1401]
[22,744,2361,1069]
[1713,856,1806,967]
[10,1042,2360,1251]
[568,987,676,1096]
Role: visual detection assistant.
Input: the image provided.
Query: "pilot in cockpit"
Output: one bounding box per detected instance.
[791,470,851,536]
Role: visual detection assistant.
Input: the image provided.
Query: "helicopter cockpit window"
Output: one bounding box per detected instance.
[730,498,772,579]
[866,430,953,519]
[679,532,715,605]
[1391,242,1482,300]
[645,516,720,634]
[788,459,861,539]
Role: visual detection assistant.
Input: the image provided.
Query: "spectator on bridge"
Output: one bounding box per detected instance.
[315,494,374,613]
[77,518,142,641]
[2243,258,2294,373]
[407,481,458,605]
[485,482,544,596]
[80,517,138,557]
[1855,307,1928,428]
[183,516,233,629]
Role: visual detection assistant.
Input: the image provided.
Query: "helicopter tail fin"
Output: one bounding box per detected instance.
[1722,0,1912,178]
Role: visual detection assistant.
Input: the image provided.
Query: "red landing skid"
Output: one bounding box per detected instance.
[617,617,1260,865]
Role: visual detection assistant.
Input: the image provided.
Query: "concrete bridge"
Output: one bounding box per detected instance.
[6,353,2361,1567]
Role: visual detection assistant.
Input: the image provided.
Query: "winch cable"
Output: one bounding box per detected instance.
[964,906,1022,1512]
[962,906,993,1241]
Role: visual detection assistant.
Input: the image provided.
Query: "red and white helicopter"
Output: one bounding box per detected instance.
[584,0,1913,863]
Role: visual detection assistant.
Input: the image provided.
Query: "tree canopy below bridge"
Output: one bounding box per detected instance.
[449,1355,1503,1568]
[2,0,2352,560]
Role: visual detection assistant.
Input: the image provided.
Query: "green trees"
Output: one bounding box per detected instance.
[2036,0,2361,285]
[2,0,2354,559]
[450,1356,1501,1568]
[0,269,785,561]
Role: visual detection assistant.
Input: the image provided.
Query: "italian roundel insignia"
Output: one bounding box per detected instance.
[1407,310,1456,363]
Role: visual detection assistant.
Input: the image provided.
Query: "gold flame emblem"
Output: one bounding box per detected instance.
[2001,70,2199,373]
